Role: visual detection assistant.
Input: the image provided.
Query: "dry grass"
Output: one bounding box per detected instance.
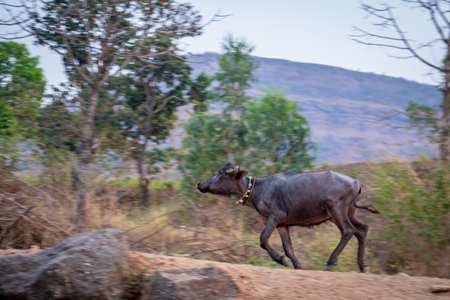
[2,159,449,278]
[0,174,73,249]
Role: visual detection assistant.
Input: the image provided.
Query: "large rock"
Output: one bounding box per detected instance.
[146,266,240,300]
[0,229,129,300]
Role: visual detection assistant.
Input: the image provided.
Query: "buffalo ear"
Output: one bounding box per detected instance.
[226,165,238,175]
[235,170,248,180]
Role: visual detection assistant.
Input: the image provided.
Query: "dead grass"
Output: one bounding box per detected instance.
[0,174,73,249]
[2,159,449,278]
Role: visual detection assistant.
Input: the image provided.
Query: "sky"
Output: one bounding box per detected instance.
[4,0,444,89]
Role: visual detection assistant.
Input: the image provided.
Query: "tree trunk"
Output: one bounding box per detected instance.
[226,116,234,162]
[137,152,150,207]
[441,49,450,165]
[441,87,450,164]
[76,89,100,233]
[136,81,156,208]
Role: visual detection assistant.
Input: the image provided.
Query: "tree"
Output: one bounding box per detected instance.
[0,0,203,231]
[181,35,258,184]
[188,72,214,113]
[214,34,259,115]
[181,36,315,189]
[0,41,45,171]
[111,34,197,207]
[214,35,259,162]
[182,113,231,179]
[351,0,450,164]
[243,91,315,175]
[38,83,83,154]
[179,112,233,204]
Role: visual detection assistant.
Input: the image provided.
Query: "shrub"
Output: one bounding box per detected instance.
[373,162,450,277]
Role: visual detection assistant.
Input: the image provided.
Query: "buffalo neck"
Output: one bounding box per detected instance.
[236,176,257,207]
[243,176,268,209]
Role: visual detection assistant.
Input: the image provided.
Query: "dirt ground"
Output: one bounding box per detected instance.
[129,252,450,300]
[1,247,449,299]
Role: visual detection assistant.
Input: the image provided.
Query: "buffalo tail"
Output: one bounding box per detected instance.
[353,188,379,214]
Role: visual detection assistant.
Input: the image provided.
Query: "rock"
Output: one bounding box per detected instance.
[145,266,240,300]
[430,285,450,293]
[0,228,129,300]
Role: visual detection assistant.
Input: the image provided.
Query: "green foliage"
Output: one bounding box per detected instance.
[29,0,203,169]
[145,148,172,175]
[243,91,315,175]
[374,162,450,272]
[181,37,314,188]
[0,41,45,137]
[214,34,259,114]
[0,137,18,172]
[189,72,214,113]
[181,92,315,198]
[406,100,439,143]
[0,42,46,171]
[181,35,259,184]
[113,49,194,146]
[179,112,240,203]
[38,94,80,154]
[182,113,231,179]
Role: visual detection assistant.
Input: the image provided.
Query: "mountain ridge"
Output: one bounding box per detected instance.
[180,52,440,164]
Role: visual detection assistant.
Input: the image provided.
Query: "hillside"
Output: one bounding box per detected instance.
[182,53,441,164]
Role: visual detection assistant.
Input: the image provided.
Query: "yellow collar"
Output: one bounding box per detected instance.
[236,176,254,205]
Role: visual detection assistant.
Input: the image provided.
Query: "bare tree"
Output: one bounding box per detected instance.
[0,0,204,232]
[351,0,449,164]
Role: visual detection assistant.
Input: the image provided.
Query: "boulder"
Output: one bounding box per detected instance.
[0,228,129,300]
[430,285,450,293]
[145,266,240,300]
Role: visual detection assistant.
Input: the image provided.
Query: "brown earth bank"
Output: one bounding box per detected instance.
[128,252,450,300]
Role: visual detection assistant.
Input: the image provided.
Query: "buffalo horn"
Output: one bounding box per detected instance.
[226,165,239,174]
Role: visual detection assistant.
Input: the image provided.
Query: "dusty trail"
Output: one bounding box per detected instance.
[129,252,450,300]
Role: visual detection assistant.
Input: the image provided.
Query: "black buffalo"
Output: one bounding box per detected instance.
[197,163,379,272]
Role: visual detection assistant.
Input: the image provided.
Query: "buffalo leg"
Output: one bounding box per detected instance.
[260,217,289,267]
[277,226,301,269]
[324,204,356,271]
[353,222,369,272]
[348,205,369,272]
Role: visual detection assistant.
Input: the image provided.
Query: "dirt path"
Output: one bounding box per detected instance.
[129,252,450,300]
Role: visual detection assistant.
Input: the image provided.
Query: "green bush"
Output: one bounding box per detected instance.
[373,162,450,276]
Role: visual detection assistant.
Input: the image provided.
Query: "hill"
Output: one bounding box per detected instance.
[183,53,440,164]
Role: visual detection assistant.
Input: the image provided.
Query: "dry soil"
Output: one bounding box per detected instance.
[128,252,450,300]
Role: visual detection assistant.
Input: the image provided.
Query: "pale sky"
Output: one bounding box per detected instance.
[9,0,444,88]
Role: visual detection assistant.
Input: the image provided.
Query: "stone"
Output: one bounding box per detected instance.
[145,266,240,300]
[0,228,129,300]
[430,285,450,293]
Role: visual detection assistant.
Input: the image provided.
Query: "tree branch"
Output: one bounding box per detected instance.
[352,1,444,73]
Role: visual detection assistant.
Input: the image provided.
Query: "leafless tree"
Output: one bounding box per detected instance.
[0,0,210,232]
[351,0,450,164]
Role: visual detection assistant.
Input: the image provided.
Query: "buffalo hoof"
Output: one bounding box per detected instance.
[280,256,290,267]
[360,266,370,273]
[324,264,335,271]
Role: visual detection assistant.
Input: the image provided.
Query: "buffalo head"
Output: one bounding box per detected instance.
[197,163,248,197]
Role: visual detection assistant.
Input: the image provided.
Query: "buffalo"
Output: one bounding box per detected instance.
[197,163,379,272]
